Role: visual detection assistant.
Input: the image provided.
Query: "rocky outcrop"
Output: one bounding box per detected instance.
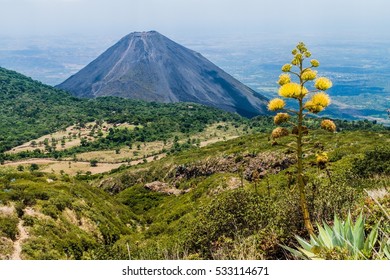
[173,151,295,182]
[144,181,184,196]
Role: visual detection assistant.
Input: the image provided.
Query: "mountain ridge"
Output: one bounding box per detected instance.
[57,31,269,117]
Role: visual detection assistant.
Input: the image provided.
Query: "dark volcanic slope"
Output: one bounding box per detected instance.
[57,31,268,117]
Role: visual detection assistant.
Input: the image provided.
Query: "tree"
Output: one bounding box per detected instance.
[29,163,39,172]
[90,159,98,167]
[268,42,336,235]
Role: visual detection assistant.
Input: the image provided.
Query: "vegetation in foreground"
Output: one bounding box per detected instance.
[1,128,388,260]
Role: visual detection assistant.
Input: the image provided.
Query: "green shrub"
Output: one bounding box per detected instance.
[187,189,271,258]
[0,215,19,240]
[15,202,25,218]
[116,186,167,214]
[22,215,35,227]
[41,204,59,219]
[352,145,390,177]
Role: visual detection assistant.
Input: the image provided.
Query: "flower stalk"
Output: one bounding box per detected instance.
[268,42,336,235]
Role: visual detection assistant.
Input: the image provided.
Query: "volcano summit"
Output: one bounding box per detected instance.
[57,31,268,117]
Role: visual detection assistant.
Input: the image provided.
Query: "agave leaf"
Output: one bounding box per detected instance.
[310,235,319,246]
[295,235,314,252]
[317,223,333,249]
[280,244,307,260]
[352,214,365,250]
[344,213,351,238]
[323,221,333,236]
[323,222,336,245]
[383,244,390,260]
[344,213,354,253]
[332,215,343,247]
[297,247,322,260]
[363,222,379,254]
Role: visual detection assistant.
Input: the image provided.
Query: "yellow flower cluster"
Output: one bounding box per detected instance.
[281,64,292,72]
[316,152,328,165]
[274,113,290,125]
[304,92,331,113]
[310,59,320,67]
[320,119,337,132]
[314,77,332,90]
[312,92,331,107]
[304,101,323,113]
[301,69,317,81]
[271,127,289,139]
[278,74,291,85]
[279,83,308,99]
[296,42,307,53]
[291,57,300,66]
[268,98,285,111]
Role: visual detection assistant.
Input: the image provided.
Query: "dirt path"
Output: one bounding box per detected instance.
[199,135,239,147]
[11,220,29,260]
[4,158,58,166]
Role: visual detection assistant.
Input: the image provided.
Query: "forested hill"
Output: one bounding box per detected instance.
[0,67,241,152]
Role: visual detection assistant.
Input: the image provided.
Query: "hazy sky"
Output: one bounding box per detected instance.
[1,0,390,40]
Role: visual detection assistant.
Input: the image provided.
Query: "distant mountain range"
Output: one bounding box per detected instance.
[56,31,269,117]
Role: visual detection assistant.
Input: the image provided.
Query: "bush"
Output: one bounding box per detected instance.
[352,145,390,177]
[41,204,59,219]
[0,215,19,240]
[187,189,271,258]
[22,215,35,227]
[29,163,39,172]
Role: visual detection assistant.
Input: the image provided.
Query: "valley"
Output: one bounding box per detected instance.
[1,121,243,176]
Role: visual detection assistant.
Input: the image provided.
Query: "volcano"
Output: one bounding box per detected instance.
[57,31,268,117]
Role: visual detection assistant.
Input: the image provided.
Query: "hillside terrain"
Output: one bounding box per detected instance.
[1,127,389,259]
[56,31,269,117]
[0,66,245,154]
[0,66,389,260]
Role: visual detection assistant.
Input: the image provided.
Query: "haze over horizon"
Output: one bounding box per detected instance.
[1,0,390,41]
[1,0,389,124]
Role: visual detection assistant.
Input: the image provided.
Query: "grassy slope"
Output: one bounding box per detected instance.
[100,129,390,259]
[1,67,389,260]
[0,129,389,259]
[0,170,137,260]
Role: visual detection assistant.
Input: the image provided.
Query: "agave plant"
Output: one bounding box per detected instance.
[282,213,389,260]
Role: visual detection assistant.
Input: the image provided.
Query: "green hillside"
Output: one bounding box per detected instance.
[0,67,389,260]
[97,129,390,260]
[0,67,242,153]
[0,169,137,259]
[1,128,389,259]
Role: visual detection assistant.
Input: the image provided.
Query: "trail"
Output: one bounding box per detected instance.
[11,220,29,260]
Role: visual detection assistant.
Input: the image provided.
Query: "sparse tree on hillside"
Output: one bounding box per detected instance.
[90,159,98,167]
[29,163,39,172]
[268,42,336,235]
